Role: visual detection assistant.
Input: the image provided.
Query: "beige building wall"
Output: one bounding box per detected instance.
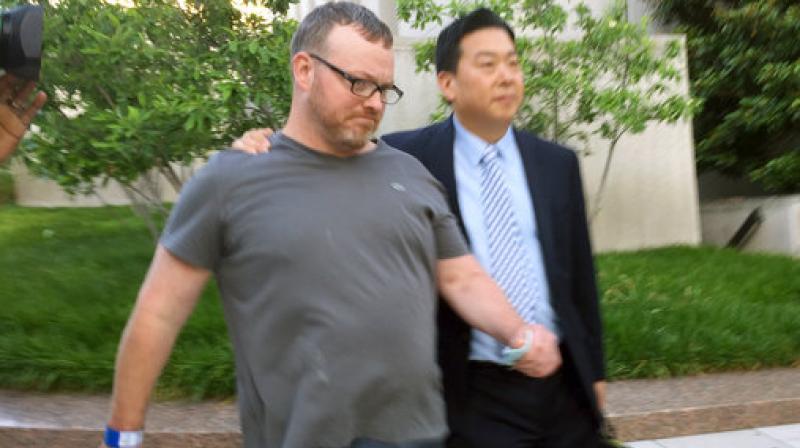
[12,161,130,207]
[581,114,701,251]
[12,161,184,207]
[701,196,800,258]
[13,1,701,253]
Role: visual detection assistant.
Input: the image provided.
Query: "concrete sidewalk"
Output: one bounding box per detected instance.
[0,367,798,447]
[628,424,800,447]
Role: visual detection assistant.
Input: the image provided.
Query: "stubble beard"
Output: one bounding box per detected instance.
[309,94,379,155]
[331,124,375,153]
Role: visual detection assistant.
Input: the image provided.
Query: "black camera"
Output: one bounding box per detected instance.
[0,4,42,80]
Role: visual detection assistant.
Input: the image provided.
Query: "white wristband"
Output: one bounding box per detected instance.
[104,426,144,447]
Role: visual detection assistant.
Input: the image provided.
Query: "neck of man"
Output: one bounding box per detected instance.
[283,108,376,158]
[453,110,512,144]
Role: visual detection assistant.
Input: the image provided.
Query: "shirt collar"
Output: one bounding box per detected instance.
[452,114,516,167]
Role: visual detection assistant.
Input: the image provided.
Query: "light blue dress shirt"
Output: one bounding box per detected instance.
[452,115,560,363]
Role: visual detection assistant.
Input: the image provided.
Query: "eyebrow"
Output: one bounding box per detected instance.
[343,68,393,87]
[473,50,519,58]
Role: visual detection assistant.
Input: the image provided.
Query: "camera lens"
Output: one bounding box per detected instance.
[0,5,43,81]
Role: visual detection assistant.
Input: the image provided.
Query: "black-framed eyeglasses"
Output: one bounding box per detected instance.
[309,53,404,105]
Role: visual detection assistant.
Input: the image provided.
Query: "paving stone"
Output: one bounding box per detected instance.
[652,429,793,448]
[759,424,800,442]
[626,441,664,448]
[758,424,800,448]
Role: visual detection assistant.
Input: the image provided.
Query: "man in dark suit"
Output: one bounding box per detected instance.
[233,8,605,447]
[383,10,606,447]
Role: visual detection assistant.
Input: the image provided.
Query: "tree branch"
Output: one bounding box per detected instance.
[590,125,630,221]
[119,181,162,242]
[157,161,184,194]
[97,86,115,109]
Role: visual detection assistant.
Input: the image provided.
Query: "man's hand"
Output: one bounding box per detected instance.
[0,73,46,164]
[231,127,273,154]
[511,324,562,378]
[594,380,607,410]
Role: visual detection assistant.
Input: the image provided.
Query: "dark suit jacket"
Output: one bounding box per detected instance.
[383,117,605,428]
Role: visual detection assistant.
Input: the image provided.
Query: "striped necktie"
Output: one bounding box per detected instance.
[479,144,539,327]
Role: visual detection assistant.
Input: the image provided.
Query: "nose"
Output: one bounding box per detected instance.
[497,61,518,84]
[363,89,385,112]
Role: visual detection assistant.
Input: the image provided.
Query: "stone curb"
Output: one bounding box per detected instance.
[1,368,798,446]
[604,367,800,441]
[607,398,800,441]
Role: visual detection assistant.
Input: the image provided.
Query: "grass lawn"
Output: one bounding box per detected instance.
[1,205,798,398]
[599,246,800,379]
[0,205,232,399]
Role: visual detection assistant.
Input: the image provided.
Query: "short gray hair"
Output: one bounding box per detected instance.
[290,2,393,56]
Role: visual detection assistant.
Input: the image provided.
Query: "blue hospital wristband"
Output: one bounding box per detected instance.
[104,425,144,448]
[501,328,534,365]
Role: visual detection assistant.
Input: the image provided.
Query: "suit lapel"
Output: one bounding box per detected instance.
[515,130,557,277]
[423,118,466,237]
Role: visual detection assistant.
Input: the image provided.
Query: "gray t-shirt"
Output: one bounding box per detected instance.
[161,133,468,448]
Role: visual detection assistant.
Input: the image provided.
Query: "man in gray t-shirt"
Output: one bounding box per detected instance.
[102,3,560,448]
[162,134,466,446]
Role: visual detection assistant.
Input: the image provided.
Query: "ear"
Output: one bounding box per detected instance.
[437,71,457,103]
[292,52,314,92]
